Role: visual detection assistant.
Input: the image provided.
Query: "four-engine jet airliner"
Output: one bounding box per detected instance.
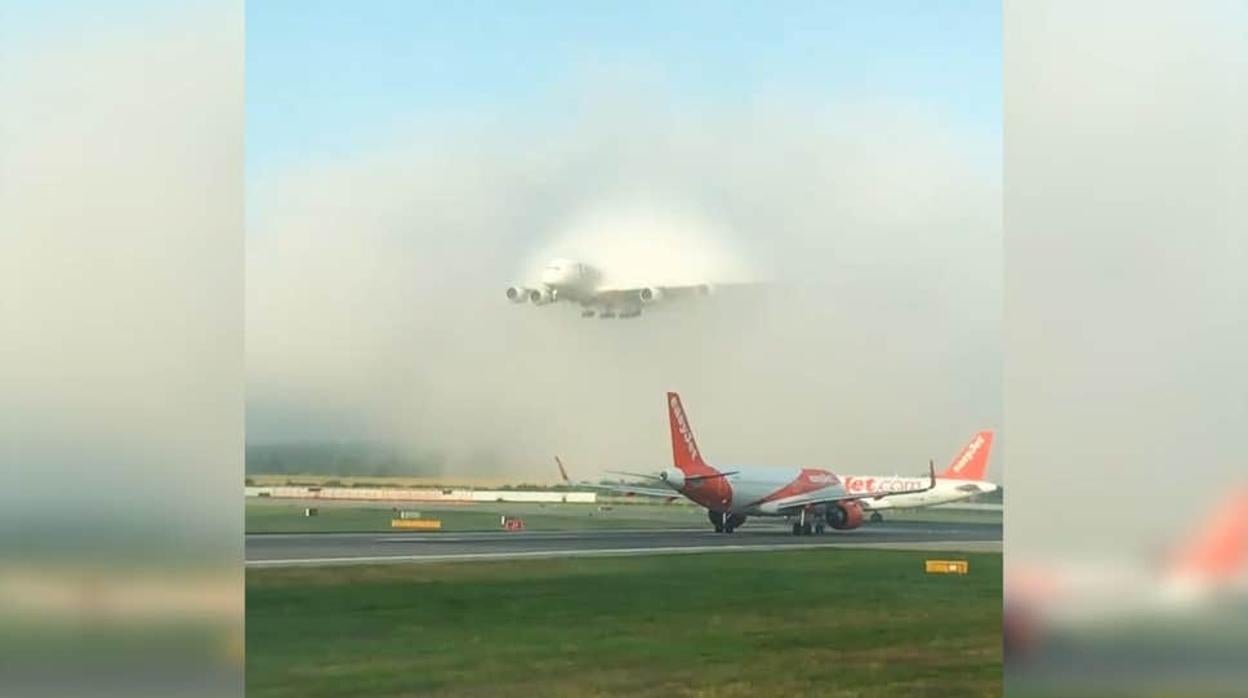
[506,258,718,318]
[843,430,998,522]
[558,392,935,535]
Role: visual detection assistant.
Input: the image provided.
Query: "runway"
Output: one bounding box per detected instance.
[246,521,1001,567]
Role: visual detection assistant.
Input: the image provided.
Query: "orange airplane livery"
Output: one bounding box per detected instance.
[558,392,936,535]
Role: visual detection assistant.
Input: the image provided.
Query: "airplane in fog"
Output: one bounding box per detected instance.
[843,430,998,522]
[557,392,935,535]
[506,258,719,318]
[1004,488,1248,655]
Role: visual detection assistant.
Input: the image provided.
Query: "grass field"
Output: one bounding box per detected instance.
[246,499,1001,534]
[247,549,1001,697]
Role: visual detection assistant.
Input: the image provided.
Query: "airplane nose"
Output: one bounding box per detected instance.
[542,268,577,288]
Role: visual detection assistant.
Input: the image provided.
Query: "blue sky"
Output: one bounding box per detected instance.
[247,1,1000,179]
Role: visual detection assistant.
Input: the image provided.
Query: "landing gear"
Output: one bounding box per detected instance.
[791,509,817,536]
[815,522,826,534]
[580,309,596,318]
[710,511,746,533]
[791,522,814,536]
[870,512,884,524]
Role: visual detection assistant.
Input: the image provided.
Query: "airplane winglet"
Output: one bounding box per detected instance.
[868,460,938,501]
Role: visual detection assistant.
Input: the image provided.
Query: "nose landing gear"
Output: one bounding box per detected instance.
[709,510,745,533]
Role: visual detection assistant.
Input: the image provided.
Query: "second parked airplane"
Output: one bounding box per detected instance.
[845,430,998,522]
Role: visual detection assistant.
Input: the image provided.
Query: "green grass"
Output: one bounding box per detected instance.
[247,549,1001,697]
[246,499,1000,534]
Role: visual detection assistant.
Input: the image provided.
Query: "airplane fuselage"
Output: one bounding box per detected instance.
[839,475,999,511]
[538,258,600,302]
[660,464,851,516]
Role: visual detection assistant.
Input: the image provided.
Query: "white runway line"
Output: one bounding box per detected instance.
[246,540,1001,568]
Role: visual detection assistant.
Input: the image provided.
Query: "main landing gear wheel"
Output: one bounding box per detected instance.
[815,523,826,534]
[791,522,802,536]
[870,512,884,524]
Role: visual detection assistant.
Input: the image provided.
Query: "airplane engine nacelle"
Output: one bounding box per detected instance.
[506,286,530,303]
[527,288,554,305]
[657,468,685,490]
[825,500,864,530]
[638,287,664,304]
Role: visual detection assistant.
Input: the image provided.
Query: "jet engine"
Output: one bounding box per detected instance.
[657,468,685,489]
[825,500,864,530]
[638,287,664,304]
[506,286,530,303]
[527,288,554,305]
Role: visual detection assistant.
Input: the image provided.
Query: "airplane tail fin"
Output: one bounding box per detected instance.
[941,430,994,480]
[667,392,713,476]
[1169,488,1248,581]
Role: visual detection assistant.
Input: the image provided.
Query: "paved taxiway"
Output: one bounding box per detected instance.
[247,521,1001,567]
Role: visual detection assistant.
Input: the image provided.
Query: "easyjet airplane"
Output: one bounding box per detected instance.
[558,392,935,535]
[842,430,998,522]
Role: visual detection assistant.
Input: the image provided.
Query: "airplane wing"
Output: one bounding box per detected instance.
[772,461,938,514]
[555,457,681,501]
[589,282,768,314]
[593,282,759,307]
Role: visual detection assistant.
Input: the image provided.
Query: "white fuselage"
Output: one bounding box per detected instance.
[659,464,850,516]
[838,475,999,511]
[538,258,600,303]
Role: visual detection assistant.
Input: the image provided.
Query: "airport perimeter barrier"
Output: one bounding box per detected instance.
[245,486,595,504]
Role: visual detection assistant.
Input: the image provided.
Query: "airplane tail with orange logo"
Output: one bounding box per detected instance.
[940,430,994,480]
[666,392,719,477]
[1168,488,1248,582]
